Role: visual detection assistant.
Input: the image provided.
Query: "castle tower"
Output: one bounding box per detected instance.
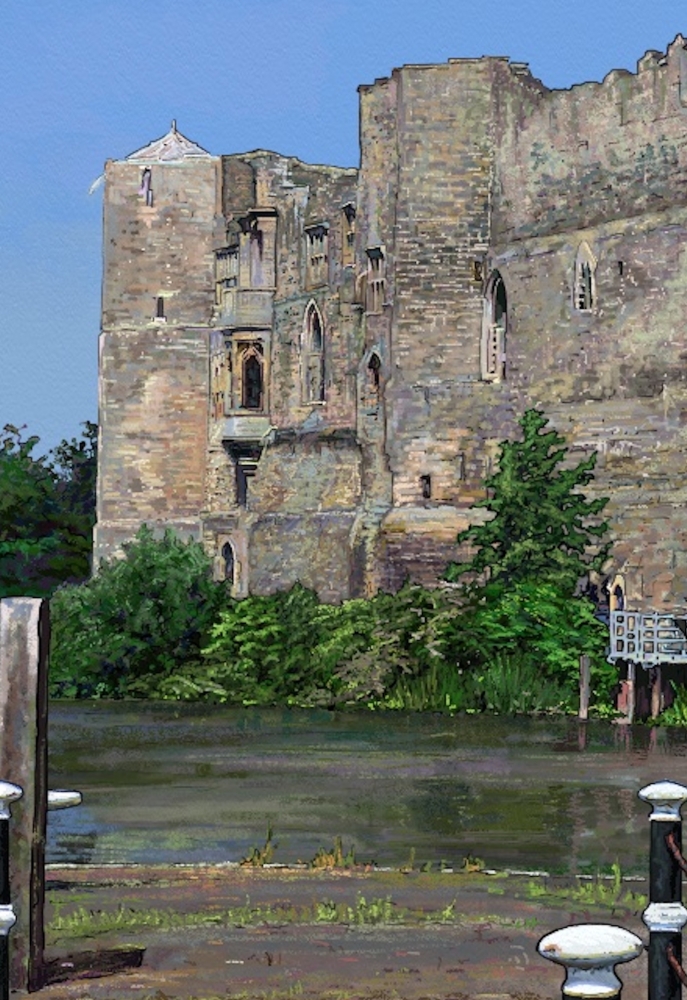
[94,124,222,561]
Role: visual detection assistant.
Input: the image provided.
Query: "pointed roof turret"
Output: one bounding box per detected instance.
[125,121,212,162]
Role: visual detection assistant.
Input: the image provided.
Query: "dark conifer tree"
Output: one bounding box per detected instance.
[445,409,610,596]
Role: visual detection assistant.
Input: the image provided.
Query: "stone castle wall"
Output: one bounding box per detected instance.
[96,38,687,610]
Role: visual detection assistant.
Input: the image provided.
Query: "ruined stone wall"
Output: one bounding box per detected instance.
[484,36,687,609]
[494,37,687,243]
[95,327,210,558]
[246,433,363,601]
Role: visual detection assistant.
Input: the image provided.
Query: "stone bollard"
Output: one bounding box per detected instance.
[638,781,687,1000]
[538,924,644,999]
[0,782,22,1000]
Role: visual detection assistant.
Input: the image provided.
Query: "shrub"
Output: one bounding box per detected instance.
[50,526,226,698]
[174,583,325,704]
[446,581,615,711]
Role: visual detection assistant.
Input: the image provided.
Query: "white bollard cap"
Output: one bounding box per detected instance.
[638,781,687,821]
[47,790,82,811]
[0,782,22,820]
[0,905,16,937]
[538,924,644,998]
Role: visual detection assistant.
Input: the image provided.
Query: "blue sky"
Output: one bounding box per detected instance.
[0,0,682,453]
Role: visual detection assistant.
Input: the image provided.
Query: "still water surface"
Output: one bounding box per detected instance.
[46,703,687,874]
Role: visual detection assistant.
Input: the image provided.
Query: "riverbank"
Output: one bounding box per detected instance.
[38,863,649,1000]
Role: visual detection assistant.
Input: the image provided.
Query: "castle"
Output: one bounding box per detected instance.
[95,35,687,612]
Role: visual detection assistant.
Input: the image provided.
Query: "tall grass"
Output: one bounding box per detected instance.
[471,652,569,715]
[659,684,687,726]
[382,652,568,715]
[382,660,470,712]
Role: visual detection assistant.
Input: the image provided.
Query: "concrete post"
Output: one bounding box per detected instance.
[0,599,49,992]
[538,924,644,1000]
[638,781,687,1000]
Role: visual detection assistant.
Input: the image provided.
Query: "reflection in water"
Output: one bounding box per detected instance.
[47,705,687,873]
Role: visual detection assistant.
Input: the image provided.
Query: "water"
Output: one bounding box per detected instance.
[46,702,687,873]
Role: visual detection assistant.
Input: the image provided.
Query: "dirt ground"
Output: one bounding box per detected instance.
[33,864,650,1000]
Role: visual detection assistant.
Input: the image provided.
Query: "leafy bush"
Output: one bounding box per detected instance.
[161,583,325,704]
[446,581,615,711]
[658,684,687,726]
[328,584,463,706]
[50,526,226,698]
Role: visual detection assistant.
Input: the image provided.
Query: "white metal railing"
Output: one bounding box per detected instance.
[608,610,687,666]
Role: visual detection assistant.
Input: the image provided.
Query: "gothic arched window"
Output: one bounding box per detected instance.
[303,302,325,403]
[240,344,264,410]
[481,271,507,382]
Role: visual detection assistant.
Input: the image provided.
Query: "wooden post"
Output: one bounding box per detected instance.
[651,667,663,719]
[0,599,49,992]
[626,662,635,725]
[578,655,591,721]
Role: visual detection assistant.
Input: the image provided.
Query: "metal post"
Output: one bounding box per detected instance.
[538,923,644,1000]
[639,781,687,1000]
[0,783,22,1000]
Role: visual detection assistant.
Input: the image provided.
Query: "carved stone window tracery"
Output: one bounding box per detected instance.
[305,223,329,288]
[303,302,325,403]
[366,247,385,314]
[342,204,356,268]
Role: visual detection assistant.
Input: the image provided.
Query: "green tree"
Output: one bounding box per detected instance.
[49,420,97,522]
[50,526,226,698]
[48,420,98,584]
[0,424,63,596]
[445,409,610,595]
[0,422,97,597]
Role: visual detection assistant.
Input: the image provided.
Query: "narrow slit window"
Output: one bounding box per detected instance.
[420,474,432,499]
[139,168,153,207]
[574,243,597,312]
[365,353,381,408]
[342,204,356,268]
[222,542,235,584]
[480,271,507,382]
[156,296,165,320]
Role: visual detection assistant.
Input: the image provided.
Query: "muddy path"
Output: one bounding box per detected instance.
[36,864,650,1000]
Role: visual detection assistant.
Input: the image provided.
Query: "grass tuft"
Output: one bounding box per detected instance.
[241,823,276,867]
[309,836,357,870]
